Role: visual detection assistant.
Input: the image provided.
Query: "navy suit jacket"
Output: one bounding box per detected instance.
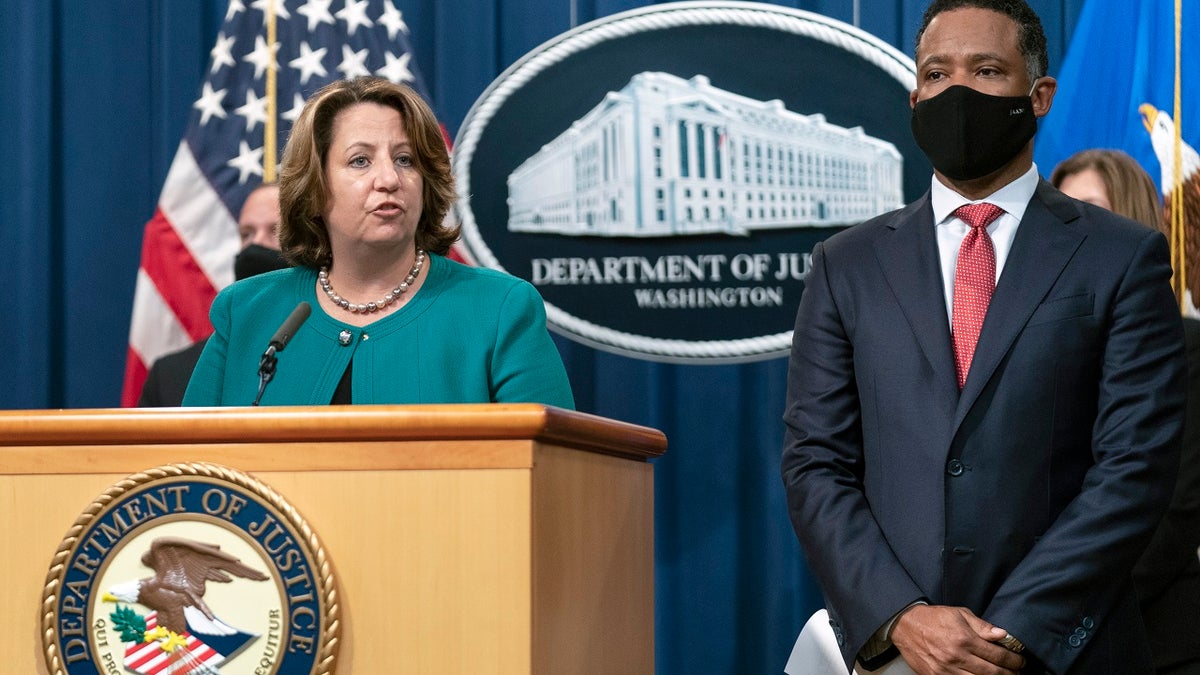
[1133,318,1200,670]
[137,339,207,407]
[782,181,1187,674]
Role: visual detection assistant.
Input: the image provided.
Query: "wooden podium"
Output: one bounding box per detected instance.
[0,404,666,674]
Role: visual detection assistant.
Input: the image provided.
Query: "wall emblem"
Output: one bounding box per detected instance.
[454,1,924,363]
[41,463,339,675]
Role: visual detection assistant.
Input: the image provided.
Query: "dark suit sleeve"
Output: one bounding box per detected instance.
[985,229,1186,673]
[138,361,167,407]
[781,241,926,668]
[138,340,207,407]
[1133,318,1200,601]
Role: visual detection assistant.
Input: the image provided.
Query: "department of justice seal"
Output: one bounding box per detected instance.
[41,463,339,675]
[454,1,924,363]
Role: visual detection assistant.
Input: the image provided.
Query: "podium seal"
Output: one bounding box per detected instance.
[41,462,339,675]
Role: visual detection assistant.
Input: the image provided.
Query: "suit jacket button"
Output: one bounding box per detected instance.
[1068,634,1082,648]
[1081,616,1094,630]
[946,459,965,476]
[1073,627,1087,638]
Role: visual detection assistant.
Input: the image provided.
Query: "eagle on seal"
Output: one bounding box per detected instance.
[103,536,269,637]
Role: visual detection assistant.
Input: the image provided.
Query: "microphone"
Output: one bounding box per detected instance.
[254,302,311,406]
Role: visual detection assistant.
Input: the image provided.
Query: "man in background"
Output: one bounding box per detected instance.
[138,183,287,406]
[781,0,1186,672]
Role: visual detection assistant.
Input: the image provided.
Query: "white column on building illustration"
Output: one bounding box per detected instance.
[691,120,699,182]
[682,118,690,182]
[711,126,719,181]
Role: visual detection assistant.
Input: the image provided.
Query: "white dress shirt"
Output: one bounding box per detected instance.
[930,164,1040,326]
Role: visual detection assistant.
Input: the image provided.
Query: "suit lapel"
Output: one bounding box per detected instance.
[874,194,960,404]
[954,182,1086,428]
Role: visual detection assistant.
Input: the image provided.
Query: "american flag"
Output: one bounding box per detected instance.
[123,612,225,675]
[122,0,435,406]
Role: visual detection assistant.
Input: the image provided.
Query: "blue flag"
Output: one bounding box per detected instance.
[1035,0,1198,314]
[1035,0,1197,186]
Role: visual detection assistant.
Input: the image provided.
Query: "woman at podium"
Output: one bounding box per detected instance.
[183,77,574,409]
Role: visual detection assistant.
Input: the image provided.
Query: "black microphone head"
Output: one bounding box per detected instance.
[269,301,311,351]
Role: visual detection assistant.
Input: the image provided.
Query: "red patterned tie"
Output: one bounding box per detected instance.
[952,202,1003,389]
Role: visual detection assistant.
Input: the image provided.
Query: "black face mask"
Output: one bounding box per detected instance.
[910,84,1037,181]
[234,244,290,281]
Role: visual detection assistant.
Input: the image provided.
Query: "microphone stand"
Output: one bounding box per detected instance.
[254,346,279,406]
[252,301,311,406]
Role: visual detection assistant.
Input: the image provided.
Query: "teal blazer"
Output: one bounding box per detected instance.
[183,254,575,409]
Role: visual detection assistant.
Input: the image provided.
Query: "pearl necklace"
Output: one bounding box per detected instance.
[319,249,426,314]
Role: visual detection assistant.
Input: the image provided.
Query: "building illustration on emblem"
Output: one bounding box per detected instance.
[507,71,904,237]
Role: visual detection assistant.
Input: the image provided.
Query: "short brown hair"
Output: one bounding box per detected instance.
[278,77,458,266]
[1050,149,1163,231]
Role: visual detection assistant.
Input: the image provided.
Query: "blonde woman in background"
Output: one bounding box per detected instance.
[1050,148,1162,228]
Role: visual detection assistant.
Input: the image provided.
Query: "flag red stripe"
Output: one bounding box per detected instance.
[439,122,469,265]
[121,345,150,407]
[125,613,161,671]
[126,642,161,670]
[139,209,219,342]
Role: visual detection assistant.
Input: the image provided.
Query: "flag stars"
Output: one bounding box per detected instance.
[297,0,336,33]
[193,82,228,126]
[282,93,306,124]
[235,89,269,132]
[244,35,279,80]
[338,45,371,80]
[289,42,328,85]
[225,0,245,22]
[378,1,409,39]
[210,32,237,74]
[376,51,414,84]
[227,140,264,184]
[337,0,374,35]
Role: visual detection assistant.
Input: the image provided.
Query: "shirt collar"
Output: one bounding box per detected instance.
[930,163,1040,225]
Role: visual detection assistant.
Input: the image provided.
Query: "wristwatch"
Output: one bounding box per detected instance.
[998,633,1026,653]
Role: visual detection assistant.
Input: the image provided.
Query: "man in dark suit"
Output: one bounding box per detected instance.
[780,1,1187,673]
[139,183,288,406]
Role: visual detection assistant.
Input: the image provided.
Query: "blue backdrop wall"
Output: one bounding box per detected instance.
[0,0,1086,672]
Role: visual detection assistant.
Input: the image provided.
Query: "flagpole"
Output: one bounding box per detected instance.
[1172,0,1186,312]
[265,0,278,183]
